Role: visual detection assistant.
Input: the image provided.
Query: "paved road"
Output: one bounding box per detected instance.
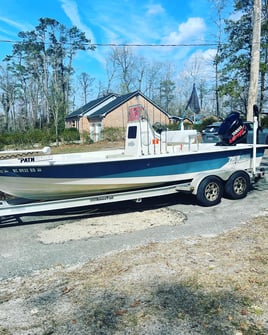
[1,152,267,280]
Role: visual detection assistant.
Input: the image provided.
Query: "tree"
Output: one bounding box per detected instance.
[209,0,229,117]
[219,0,268,117]
[3,18,95,138]
[78,72,95,105]
[0,66,17,130]
[105,46,167,97]
[218,1,253,116]
[109,46,135,93]
[143,62,163,99]
[159,79,176,113]
[259,0,268,115]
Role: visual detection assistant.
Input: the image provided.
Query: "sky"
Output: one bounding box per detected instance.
[0,0,232,99]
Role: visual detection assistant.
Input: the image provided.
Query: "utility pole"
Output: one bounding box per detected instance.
[247,0,262,121]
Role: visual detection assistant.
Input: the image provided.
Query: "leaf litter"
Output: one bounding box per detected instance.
[0,214,267,335]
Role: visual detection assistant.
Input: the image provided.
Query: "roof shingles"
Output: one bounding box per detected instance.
[66,93,117,119]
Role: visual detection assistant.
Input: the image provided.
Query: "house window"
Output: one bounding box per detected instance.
[72,120,76,127]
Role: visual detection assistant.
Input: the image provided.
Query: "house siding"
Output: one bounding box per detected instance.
[102,95,170,128]
[79,117,91,133]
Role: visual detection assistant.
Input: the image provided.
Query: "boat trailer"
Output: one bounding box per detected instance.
[0,184,182,218]
[0,167,265,220]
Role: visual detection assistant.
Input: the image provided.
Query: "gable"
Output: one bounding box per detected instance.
[89,90,170,120]
[89,91,138,120]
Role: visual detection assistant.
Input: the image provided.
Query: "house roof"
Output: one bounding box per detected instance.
[89,90,170,120]
[66,90,171,121]
[65,93,117,120]
[88,91,138,119]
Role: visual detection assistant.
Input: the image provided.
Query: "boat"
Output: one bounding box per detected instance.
[0,105,267,206]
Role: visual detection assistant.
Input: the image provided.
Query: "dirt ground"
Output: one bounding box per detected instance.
[37,208,185,244]
[0,210,267,335]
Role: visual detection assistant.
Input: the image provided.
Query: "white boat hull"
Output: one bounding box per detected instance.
[0,144,266,200]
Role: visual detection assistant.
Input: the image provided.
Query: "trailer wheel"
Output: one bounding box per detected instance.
[224,171,250,200]
[196,176,223,206]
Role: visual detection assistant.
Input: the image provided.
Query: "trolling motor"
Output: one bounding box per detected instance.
[217,112,248,146]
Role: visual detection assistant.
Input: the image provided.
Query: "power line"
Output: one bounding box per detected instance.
[0,39,221,47]
[92,43,220,47]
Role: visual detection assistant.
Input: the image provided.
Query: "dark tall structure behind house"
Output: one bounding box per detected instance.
[185,83,200,114]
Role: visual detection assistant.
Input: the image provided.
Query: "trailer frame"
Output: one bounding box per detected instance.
[0,166,265,219]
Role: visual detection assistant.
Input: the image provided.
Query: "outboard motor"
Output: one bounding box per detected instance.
[217,112,248,145]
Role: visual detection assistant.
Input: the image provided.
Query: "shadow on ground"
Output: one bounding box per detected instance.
[0,192,196,228]
[22,280,268,335]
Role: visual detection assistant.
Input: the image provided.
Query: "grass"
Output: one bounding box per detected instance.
[50,140,124,154]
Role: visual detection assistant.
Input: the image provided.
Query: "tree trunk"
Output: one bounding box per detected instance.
[247,0,262,121]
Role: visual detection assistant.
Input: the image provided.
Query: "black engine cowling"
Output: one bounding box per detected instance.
[217,112,248,146]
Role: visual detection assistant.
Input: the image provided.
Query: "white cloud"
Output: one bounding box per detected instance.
[190,48,216,62]
[163,17,206,45]
[0,28,18,39]
[60,0,95,43]
[0,16,32,32]
[202,48,217,60]
[58,1,211,83]
[145,4,165,16]
[59,0,109,78]
[184,48,217,79]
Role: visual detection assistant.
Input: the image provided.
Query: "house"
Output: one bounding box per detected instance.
[65,90,171,142]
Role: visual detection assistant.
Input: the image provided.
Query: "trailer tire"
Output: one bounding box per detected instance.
[224,171,250,200]
[196,176,223,207]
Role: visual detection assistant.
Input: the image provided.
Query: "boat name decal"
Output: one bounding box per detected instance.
[20,157,35,163]
[228,154,250,166]
[19,156,53,163]
[229,156,241,163]
[228,154,250,163]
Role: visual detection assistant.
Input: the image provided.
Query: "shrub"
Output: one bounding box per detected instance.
[80,131,93,144]
[0,128,57,148]
[0,135,5,150]
[24,129,44,146]
[6,131,27,147]
[61,128,80,143]
[101,127,125,141]
[40,129,56,146]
